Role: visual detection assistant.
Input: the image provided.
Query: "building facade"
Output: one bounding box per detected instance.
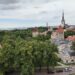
[51,26,64,41]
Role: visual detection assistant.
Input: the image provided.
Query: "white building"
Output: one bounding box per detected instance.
[51,26,64,44]
[58,41,75,63]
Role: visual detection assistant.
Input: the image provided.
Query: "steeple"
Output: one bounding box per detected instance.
[61,12,65,27]
[46,22,51,31]
[46,22,48,27]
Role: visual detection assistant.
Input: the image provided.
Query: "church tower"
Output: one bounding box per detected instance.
[61,12,65,28]
[46,22,50,31]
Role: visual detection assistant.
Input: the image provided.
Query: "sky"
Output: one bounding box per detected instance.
[0,0,75,29]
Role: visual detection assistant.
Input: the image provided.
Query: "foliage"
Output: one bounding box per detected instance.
[33,35,50,41]
[38,27,48,32]
[0,28,59,75]
[64,31,75,38]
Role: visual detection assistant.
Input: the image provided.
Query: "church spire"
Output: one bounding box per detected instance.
[61,12,65,27]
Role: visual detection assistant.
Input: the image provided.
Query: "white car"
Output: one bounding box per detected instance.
[64,67,72,72]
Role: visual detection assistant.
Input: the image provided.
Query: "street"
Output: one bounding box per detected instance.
[35,66,75,75]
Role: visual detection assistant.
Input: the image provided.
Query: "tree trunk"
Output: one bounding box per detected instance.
[47,64,50,73]
[39,64,41,72]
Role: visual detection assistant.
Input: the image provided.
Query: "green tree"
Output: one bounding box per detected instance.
[64,31,75,38]
[0,28,59,75]
[44,41,58,73]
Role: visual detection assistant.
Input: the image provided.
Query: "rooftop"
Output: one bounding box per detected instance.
[69,51,75,56]
[56,26,64,33]
[32,27,38,32]
[66,36,75,41]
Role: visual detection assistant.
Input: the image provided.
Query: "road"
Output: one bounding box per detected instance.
[35,72,72,75]
[35,66,75,75]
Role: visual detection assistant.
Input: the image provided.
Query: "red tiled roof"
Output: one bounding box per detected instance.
[56,26,64,33]
[66,36,75,41]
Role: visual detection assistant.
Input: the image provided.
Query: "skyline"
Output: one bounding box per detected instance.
[0,0,75,29]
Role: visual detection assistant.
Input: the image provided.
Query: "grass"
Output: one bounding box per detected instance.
[65,63,75,66]
[69,73,75,75]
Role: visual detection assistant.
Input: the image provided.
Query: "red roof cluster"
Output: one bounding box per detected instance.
[66,36,75,41]
[56,26,64,33]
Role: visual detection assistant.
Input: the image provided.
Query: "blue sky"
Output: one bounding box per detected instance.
[0,0,75,29]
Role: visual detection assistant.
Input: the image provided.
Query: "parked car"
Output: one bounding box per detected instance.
[56,69,63,73]
[47,69,55,74]
[64,67,72,72]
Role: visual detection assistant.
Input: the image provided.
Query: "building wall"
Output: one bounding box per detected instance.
[57,32,64,40]
[32,32,39,37]
[51,32,57,39]
[51,32,64,40]
[62,56,75,63]
[58,43,75,64]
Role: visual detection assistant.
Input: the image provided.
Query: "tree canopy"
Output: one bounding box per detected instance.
[0,28,59,75]
[64,31,75,38]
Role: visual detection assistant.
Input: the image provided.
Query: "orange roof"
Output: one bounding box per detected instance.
[56,26,64,33]
[66,36,75,41]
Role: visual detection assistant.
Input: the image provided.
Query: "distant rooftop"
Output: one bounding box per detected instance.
[69,51,75,56]
[66,36,75,41]
[56,26,64,33]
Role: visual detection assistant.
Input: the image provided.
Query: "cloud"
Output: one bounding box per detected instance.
[0,0,62,19]
[62,0,75,25]
[0,5,20,10]
[0,0,19,4]
[0,0,75,28]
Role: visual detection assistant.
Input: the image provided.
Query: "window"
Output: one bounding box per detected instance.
[71,60,74,62]
[66,60,68,63]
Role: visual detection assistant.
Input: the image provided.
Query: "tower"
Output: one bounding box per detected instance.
[46,22,51,31]
[51,26,64,41]
[61,12,65,28]
[56,26,64,40]
[32,27,39,37]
